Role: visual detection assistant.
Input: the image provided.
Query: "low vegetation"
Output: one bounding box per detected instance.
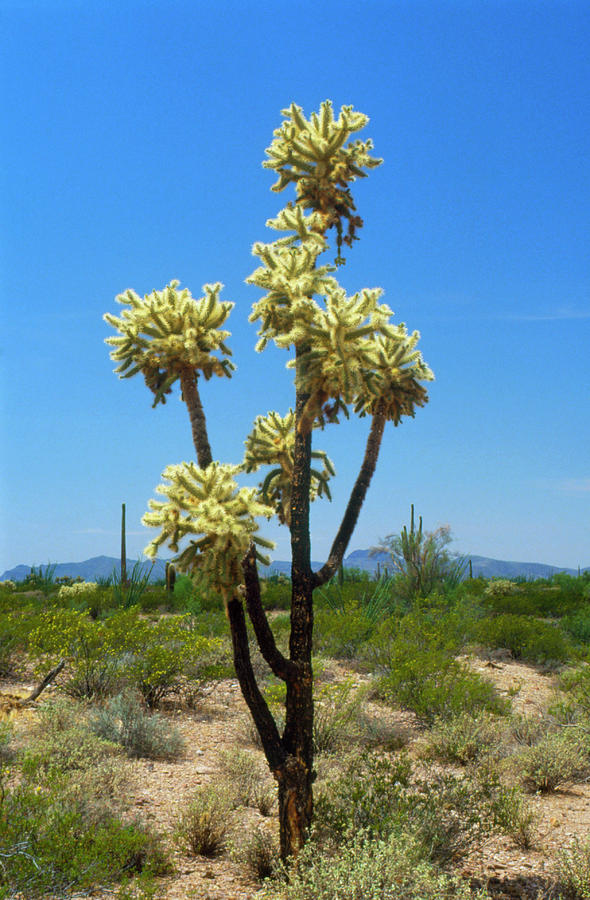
[1,564,590,897]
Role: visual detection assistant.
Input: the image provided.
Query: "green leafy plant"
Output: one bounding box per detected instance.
[421,711,506,765]
[376,638,508,723]
[259,831,486,900]
[238,826,280,881]
[472,613,572,663]
[490,784,537,850]
[111,558,154,609]
[556,837,590,899]
[24,562,58,596]
[27,606,223,704]
[218,747,276,815]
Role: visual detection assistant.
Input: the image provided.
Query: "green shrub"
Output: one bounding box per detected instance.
[314,752,412,843]
[27,606,223,704]
[28,607,121,698]
[490,784,537,849]
[22,725,121,779]
[0,720,13,762]
[563,606,590,645]
[508,730,589,792]
[472,613,572,663]
[261,576,292,610]
[315,751,506,864]
[260,832,486,900]
[509,712,551,747]
[112,612,223,706]
[421,711,506,764]
[556,837,590,899]
[377,644,508,723]
[88,691,184,760]
[0,745,169,899]
[174,786,233,857]
[0,779,169,898]
[313,681,365,754]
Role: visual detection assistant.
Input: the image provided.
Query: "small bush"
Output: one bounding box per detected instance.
[218,748,276,815]
[313,682,364,754]
[27,606,223,704]
[509,730,589,792]
[491,784,537,849]
[509,712,550,747]
[556,837,590,899]
[175,787,232,857]
[314,752,412,843]
[377,645,508,723]
[472,613,572,664]
[239,827,280,881]
[0,765,168,897]
[260,832,486,900]
[22,721,121,779]
[0,720,13,761]
[89,691,184,760]
[421,711,505,764]
[562,606,590,645]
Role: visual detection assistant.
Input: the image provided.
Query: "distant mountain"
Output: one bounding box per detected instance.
[338,549,587,580]
[2,551,587,584]
[1,556,167,584]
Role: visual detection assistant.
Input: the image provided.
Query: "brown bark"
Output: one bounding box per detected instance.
[275,344,316,858]
[179,368,213,468]
[277,753,314,860]
[226,595,285,772]
[313,407,387,587]
[242,546,296,682]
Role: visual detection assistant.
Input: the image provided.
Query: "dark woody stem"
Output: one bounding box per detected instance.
[179,367,213,468]
[313,407,387,587]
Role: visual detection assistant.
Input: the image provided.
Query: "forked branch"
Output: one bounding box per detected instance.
[241,545,296,682]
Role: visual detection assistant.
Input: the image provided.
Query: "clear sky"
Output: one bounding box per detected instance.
[1,0,589,574]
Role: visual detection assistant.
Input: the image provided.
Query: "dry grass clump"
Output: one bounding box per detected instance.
[174,786,233,857]
[218,747,277,815]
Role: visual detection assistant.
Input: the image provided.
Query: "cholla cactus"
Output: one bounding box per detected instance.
[58,581,98,599]
[247,239,337,353]
[263,100,383,261]
[142,462,274,599]
[287,286,397,430]
[353,329,434,423]
[104,280,235,406]
[243,410,335,525]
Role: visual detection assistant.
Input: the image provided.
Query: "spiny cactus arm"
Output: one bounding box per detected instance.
[313,405,387,587]
[241,544,297,682]
[288,286,395,433]
[262,101,382,261]
[104,280,236,406]
[142,462,275,600]
[243,411,335,526]
[353,329,434,423]
[247,243,336,352]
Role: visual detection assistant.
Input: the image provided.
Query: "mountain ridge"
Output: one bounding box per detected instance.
[2,552,587,583]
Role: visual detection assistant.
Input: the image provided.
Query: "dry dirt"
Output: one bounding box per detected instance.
[3,655,590,900]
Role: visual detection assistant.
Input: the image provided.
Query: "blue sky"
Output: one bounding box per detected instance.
[1,0,589,573]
